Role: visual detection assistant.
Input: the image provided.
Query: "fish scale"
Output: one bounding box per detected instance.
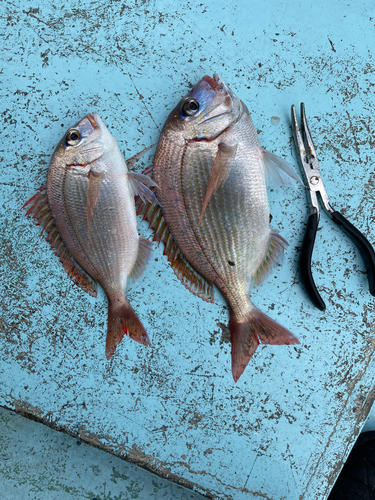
[56,166,137,292]
[153,138,220,285]
[156,118,270,315]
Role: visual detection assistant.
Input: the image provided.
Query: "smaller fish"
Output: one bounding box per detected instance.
[24,113,157,358]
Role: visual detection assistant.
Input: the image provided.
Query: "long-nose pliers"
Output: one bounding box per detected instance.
[291,103,375,311]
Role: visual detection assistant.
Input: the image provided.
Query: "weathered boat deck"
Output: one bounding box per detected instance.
[1,1,375,498]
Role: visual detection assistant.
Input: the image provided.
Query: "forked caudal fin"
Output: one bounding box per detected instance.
[106,297,151,359]
[230,307,299,382]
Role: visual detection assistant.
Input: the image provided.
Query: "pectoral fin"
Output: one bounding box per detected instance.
[262,149,304,187]
[87,169,104,230]
[198,140,238,226]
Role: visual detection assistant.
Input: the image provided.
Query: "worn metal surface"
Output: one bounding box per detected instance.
[1,0,375,499]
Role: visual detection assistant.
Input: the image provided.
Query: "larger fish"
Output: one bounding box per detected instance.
[137,74,300,381]
[24,113,156,358]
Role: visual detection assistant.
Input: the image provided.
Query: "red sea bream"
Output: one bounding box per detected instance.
[137,74,301,381]
[24,113,156,358]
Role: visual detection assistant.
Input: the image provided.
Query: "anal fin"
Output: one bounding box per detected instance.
[129,236,153,282]
[24,186,97,297]
[252,230,288,287]
[135,166,214,303]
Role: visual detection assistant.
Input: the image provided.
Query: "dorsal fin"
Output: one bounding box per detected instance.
[252,230,288,288]
[135,168,214,304]
[23,186,97,297]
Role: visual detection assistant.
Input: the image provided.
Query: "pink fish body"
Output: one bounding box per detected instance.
[25,113,156,358]
[137,75,301,381]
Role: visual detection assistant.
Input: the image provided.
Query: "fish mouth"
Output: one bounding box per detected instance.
[92,112,110,134]
[202,74,223,91]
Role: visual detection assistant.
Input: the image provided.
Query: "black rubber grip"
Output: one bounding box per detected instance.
[331,211,375,296]
[300,212,326,311]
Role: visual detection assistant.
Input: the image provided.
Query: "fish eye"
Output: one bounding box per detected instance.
[181,98,199,117]
[65,129,81,146]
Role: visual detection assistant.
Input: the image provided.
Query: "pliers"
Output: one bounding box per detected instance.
[291,103,375,310]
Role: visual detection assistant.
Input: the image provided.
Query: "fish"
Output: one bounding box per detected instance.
[136,74,301,382]
[24,113,157,359]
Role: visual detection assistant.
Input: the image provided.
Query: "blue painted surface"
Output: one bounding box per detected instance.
[1,1,375,499]
[1,405,374,500]
[0,405,204,499]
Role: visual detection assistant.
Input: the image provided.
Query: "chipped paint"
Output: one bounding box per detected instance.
[1,0,375,499]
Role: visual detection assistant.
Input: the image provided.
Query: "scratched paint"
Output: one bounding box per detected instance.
[1,1,375,500]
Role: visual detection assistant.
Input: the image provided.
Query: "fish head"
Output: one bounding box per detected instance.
[165,74,243,141]
[54,113,116,166]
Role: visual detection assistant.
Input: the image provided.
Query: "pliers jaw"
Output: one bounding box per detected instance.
[291,103,333,218]
[291,103,375,310]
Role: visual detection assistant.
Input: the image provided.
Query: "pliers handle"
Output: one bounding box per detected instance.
[291,103,375,311]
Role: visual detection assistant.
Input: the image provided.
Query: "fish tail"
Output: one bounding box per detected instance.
[106,296,151,359]
[230,307,299,383]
